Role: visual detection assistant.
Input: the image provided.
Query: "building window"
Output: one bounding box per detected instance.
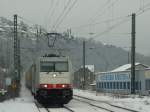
[139,81,141,90]
[110,82,112,89]
[107,82,109,89]
[120,82,122,89]
[113,82,116,89]
[96,83,98,88]
[102,82,104,88]
[146,80,150,90]
[135,81,138,90]
[117,82,119,89]
[104,82,106,89]
[123,82,126,89]
[127,82,130,89]
[113,82,115,89]
[106,82,107,89]
[132,81,142,90]
[99,82,101,88]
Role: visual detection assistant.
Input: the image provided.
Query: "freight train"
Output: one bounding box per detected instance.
[25,54,73,105]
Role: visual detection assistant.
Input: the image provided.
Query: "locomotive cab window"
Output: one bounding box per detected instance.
[40,61,68,72]
[40,62,55,72]
[55,62,68,72]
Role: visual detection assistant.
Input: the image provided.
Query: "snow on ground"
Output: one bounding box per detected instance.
[18,73,34,102]
[74,89,150,112]
[67,99,108,112]
[111,96,150,112]
[1,73,150,112]
[0,74,38,112]
[0,101,38,112]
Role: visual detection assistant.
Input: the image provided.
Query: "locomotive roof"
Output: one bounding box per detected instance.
[43,54,62,57]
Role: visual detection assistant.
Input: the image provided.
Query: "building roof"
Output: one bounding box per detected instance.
[145,67,150,70]
[111,62,149,72]
[86,65,94,72]
[90,83,96,86]
[81,65,94,72]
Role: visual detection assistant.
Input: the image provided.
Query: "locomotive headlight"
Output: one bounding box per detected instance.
[62,84,66,88]
[44,84,47,88]
[53,74,57,77]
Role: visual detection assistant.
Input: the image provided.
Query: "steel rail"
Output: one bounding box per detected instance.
[63,105,75,112]
[74,98,114,112]
[74,95,139,112]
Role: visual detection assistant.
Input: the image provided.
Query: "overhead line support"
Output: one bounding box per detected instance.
[131,13,136,94]
[83,40,86,90]
[14,14,21,83]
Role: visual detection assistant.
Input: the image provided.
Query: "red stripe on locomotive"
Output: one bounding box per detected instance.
[39,84,72,89]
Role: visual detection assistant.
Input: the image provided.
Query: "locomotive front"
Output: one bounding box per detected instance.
[35,56,73,104]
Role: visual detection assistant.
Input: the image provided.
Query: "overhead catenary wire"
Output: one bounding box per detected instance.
[13,1,150,40]
[0,16,38,33]
[88,0,112,22]
[53,0,150,33]
[51,0,72,31]
[87,0,120,35]
[136,2,150,15]
[17,15,49,36]
[17,15,42,28]
[140,0,144,9]
[47,0,60,31]
[91,15,131,39]
[77,1,150,40]
[56,0,120,32]
[52,0,78,31]
[43,0,55,30]
[59,15,131,30]
[89,0,120,24]
[52,0,77,30]
[139,0,150,10]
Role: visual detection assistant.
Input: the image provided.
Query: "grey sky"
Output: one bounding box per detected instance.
[0,0,150,56]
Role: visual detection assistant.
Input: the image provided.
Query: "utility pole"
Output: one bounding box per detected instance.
[83,40,86,90]
[128,51,130,64]
[131,13,136,94]
[36,28,39,52]
[67,28,71,38]
[69,29,71,38]
[14,14,21,84]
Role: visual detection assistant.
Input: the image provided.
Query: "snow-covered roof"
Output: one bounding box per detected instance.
[111,63,149,72]
[90,83,96,86]
[145,67,150,70]
[81,65,95,72]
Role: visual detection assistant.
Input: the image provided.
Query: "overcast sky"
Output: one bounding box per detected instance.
[0,0,150,56]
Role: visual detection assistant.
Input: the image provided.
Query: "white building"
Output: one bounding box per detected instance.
[96,63,150,95]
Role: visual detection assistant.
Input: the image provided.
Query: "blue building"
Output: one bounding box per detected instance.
[96,63,150,95]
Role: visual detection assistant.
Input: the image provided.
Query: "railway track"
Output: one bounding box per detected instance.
[74,95,139,112]
[63,105,75,112]
[35,101,74,112]
[73,98,115,112]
